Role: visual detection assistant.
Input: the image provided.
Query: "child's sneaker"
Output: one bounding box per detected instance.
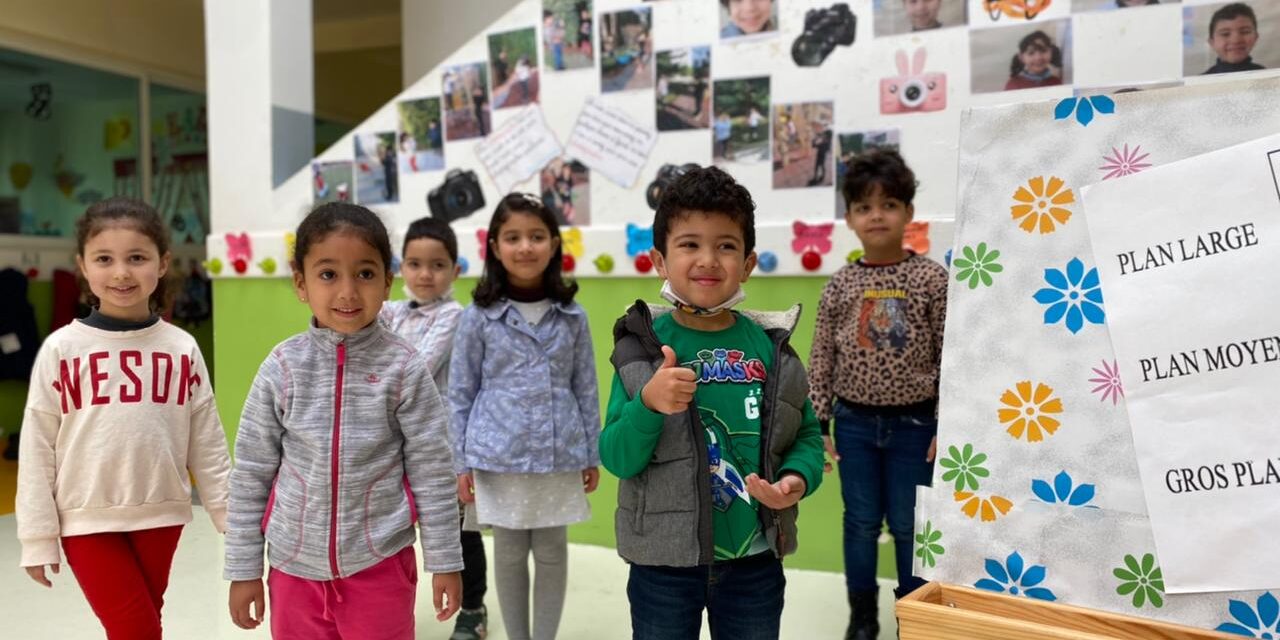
[450,605,487,640]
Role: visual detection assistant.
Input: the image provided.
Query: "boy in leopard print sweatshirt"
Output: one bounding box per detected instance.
[808,148,946,640]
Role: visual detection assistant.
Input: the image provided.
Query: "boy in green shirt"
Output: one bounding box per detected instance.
[599,166,825,640]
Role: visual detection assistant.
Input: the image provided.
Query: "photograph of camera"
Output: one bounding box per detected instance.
[427,169,486,223]
[879,48,947,114]
[792,3,857,67]
[646,162,701,209]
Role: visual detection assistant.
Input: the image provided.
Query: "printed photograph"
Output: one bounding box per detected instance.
[396,97,445,173]
[720,0,779,40]
[354,132,398,205]
[543,0,595,71]
[712,76,771,164]
[834,129,901,217]
[1183,1,1278,76]
[1073,0,1181,12]
[312,161,353,205]
[600,6,654,93]
[875,0,967,37]
[771,102,835,189]
[489,27,541,109]
[656,46,711,131]
[539,157,591,225]
[442,62,491,141]
[970,19,1073,93]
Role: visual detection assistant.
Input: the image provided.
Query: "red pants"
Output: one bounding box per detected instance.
[268,545,418,639]
[61,525,184,640]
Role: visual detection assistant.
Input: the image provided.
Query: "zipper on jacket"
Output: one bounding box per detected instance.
[760,318,799,557]
[329,341,346,578]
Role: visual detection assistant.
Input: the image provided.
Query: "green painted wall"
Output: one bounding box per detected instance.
[212,276,897,577]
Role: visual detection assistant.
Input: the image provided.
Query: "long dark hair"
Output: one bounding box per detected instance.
[1009,31,1062,76]
[292,202,393,276]
[75,196,174,313]
[472,193,577,307]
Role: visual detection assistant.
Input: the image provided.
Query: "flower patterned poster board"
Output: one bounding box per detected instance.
[1082,132,1280,594]
[916,76,1280,633]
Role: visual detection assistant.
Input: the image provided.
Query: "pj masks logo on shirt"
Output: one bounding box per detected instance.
[683,348,767,384]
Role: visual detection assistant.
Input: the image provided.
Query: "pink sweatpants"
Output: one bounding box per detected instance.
[268,545,418,639]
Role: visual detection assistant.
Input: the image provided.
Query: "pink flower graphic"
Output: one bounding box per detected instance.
[1089,360,1123,405]
[1099,144,1152,181]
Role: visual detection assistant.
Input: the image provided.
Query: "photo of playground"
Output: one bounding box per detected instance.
[488,27,540,109]
[834,128,900,216]
[656,46,711,131]
[542,0,594,71]
[600,6,653,93]
[772,101,834,189]
[311,160,353,205]
[396,97,445,174]
[712,76,771,164]
[353,131,398,205]
[442,62,491,141]
[539,157,590,225]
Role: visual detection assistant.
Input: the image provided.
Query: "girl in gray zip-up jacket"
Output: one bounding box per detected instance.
[225,204,463,638]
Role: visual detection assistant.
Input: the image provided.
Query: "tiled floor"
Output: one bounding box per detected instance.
[0,507,901,639]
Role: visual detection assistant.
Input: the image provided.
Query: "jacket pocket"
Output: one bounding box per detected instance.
[363,463,415,559]
[264,463,307,566]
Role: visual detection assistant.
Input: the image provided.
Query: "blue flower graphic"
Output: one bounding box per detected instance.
[974,551,1057,601]
[1032,470,1096,507]
[1217,592,1280,637]
[626,223,654,257]
[1033,257,1105,334]
[1054,95,1115,127]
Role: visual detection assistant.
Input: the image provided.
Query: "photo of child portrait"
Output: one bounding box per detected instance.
[875,0,967,37]
[656,46,711,131]
[1183,2,1278,76]
[539,157,590,225]
[720,0,779,40]
[772,102,835,189]
[834,129,901,217]
[969,19,1073,93]
[442,62,491,141]
[1072,0,1179,11]
[396,98,445,174]
[488,28,541,109]
[312,161,353,205]
[600,6,654,93]
[712,76,771,164]
[543,0,594,71]
[354,132,398,205]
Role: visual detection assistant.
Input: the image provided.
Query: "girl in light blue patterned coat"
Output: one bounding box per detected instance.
[449,193,601,640]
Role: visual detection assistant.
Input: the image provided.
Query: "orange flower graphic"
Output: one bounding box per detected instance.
[955,492,1013,522]
[998,380,1064,442]
[1011,176,1074,235]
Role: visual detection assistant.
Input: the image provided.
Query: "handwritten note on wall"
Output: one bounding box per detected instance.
[475,105,562,194]
[565,98,658,188]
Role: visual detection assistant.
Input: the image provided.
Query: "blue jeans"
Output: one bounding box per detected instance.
[834,401,936,596]
[628,553,785,640]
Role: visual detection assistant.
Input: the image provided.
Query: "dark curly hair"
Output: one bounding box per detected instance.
[403,216,458,264]
[841,148,917,211]
[1009,30,1062,77]
[292,202,393,276]
[472,193,578,307]
[653,165,756,256]
[75,196,174,313]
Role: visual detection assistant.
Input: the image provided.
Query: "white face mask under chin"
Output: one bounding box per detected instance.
[404,283,453,306]
[660,280,746,316]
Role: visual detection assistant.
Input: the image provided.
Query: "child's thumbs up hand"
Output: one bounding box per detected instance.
[640,346,698,415]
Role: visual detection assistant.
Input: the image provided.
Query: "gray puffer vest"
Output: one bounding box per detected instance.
[611,301,810,567]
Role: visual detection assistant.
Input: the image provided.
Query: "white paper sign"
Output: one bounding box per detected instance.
[564,98,657,188]
[474,105,562,195]
[1082,133,1280,593]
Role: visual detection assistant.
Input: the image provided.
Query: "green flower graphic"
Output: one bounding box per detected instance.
[1114,553,1165,609]
[939,444,989,492]
[953,242,1004,289]
[915,520,945,569]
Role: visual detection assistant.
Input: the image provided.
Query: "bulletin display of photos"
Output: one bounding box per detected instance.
[396,98,445,174]
[442,62,491,141]
[353,132,398,205]
[600,6,654,93]
[489,28,541,109]
[834,129,901,217]
[712,76,770,165]
[543,0,594,71]
[656,46,711,131]
[771,102,834,190]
